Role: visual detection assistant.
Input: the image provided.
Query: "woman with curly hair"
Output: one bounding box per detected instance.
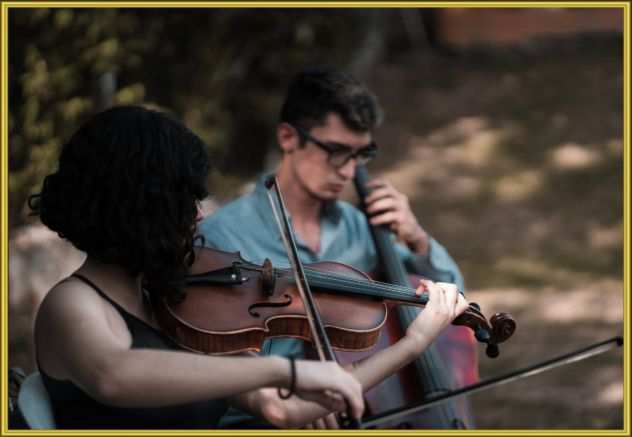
[29,105,366,429]
[30,105,468,430]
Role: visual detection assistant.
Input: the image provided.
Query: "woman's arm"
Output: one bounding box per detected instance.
[231,280,469,428]
[352,280,468,391]
[34,281,363,418]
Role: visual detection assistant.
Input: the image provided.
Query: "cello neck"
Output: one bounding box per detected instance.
[353,164,466,428]
[354,166,410,286]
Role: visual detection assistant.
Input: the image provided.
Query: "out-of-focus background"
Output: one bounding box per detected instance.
[7,7,625,429]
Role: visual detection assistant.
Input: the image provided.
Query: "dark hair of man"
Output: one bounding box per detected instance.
[279,67,384,136]
[29,105,209,303]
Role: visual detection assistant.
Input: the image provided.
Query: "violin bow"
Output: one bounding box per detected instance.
[264,175,361,429]
[361,335,623,428]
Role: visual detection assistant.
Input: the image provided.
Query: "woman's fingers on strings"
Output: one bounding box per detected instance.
[432,280,448,309]
[435,281,469,318]
[436,282,458,303]
[419,279,437,308]
[415,278,429,296]
[456,292,469,315]
[418,279,467,320]
[426,279,463,314]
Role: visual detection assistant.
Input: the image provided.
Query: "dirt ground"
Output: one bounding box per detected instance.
[360,34,624,429]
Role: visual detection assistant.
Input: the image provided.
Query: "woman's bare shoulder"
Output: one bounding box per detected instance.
[37,276,108,329]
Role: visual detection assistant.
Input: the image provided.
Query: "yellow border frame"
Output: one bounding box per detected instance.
[0,2,629,436]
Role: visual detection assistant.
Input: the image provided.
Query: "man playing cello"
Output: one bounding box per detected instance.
[199,67,470,428]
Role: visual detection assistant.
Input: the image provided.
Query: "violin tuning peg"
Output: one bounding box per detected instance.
[486,344,500,359]
[474,326,491,343]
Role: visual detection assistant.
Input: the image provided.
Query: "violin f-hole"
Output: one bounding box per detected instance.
[248,294,293,318]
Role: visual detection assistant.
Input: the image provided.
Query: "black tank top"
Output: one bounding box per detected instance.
[39,274,228,429]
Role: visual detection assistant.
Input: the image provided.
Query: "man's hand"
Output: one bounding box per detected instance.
[364,179,429,255]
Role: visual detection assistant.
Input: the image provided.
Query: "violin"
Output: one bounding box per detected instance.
[153,247,515,357]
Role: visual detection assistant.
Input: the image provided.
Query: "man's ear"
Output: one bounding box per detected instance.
[277,123,300,154]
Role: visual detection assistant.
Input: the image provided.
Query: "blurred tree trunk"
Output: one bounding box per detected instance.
[348,10,387,80]
[400,9,453,56]
[94,71,117,112]
[400,9,428,51]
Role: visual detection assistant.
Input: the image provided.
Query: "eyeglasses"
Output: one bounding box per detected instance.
[292,125,378,168]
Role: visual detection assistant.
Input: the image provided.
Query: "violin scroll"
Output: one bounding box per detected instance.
[490,313,517,344]
[453,303,516,359]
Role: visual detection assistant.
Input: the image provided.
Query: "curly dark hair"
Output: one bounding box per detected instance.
[28,105,209,302]
[279,66,384,134]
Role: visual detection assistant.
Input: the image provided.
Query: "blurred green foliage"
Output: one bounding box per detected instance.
[9,8,387,228]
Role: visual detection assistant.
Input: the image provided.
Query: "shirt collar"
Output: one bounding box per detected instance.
[254,174,342,225]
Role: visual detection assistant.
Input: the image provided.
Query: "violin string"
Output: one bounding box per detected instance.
[302,267,463,302]
[299,268,486,319]
[242,262,428,300]
[305,269,414,297]
[298,267,426,301]
[246,263,484,317]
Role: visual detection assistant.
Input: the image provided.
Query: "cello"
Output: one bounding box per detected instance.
[334,165,478,428]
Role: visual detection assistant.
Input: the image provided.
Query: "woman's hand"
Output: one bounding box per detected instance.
[405,279,469,353]
[251,360,364,428]
[290,360,364,421]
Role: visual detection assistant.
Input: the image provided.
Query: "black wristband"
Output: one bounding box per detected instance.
[278,357,296,400]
